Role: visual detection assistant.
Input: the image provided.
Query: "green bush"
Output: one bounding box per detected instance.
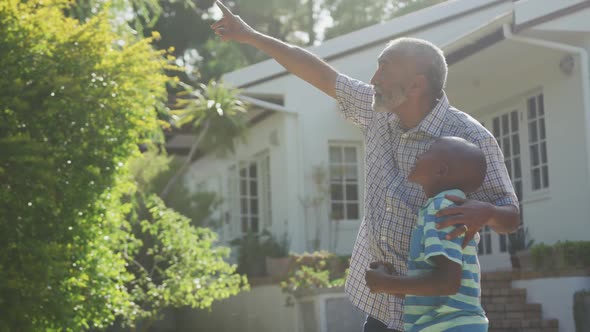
[530,241,590,271]
[0,1,247,330]
[280,251,349,305]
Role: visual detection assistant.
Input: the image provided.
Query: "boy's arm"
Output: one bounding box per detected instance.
[366,256,461,296]
[366,197,464,296]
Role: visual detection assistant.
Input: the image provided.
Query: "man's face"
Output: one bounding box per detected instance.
[370,50,411,113]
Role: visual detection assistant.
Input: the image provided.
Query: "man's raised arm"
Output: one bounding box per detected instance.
[211,0,338,98]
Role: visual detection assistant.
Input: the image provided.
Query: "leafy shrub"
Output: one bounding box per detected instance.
[280,251,349,305]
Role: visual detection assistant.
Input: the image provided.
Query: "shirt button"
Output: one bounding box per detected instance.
[401,133,409,139]
[381,236,387,242]
[386,207,391,212]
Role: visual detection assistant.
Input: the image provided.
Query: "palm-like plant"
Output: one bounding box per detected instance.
[160,80,247,199]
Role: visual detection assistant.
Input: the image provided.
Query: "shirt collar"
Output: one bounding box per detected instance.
[425,188,466,206]
[415,92,450,137]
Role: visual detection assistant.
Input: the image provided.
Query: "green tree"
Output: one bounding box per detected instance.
[322,0,446,40]
[160,81,248,200]
[0,1,246,330]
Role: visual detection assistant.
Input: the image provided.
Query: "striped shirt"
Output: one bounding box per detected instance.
[335,73,518,330]
[404,189,488,332]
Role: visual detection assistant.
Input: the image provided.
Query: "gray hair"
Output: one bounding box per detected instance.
[382,37,448,97]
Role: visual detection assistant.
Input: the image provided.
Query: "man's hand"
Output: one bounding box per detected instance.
[211,1,256,43]
[365,262,394,294]
[435,195,494,248]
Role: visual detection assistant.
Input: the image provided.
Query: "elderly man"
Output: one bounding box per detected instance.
[211,2,519,331]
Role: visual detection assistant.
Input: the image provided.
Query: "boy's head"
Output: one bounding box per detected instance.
[408,136,487,197]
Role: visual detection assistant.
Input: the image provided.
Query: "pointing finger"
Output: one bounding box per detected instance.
[216,0,233,16]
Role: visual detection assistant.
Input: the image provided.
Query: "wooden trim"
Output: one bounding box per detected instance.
[247,109,274,126]
[446,28,505,66]
[514,0,590,33]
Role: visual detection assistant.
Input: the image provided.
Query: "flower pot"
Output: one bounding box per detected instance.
[265,256,293,280]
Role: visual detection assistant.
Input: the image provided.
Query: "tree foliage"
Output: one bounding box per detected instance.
[322,0,446,39]
[0,1,246,330]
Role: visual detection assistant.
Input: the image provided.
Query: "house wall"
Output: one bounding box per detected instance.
[179,285,296,332]
[447,39,590,246]
[245,76,366,254]
[184,113,302,248]
[192,0,590,256]
[513,276,590,332]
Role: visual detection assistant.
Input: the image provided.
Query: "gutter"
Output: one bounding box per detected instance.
[239,95,298,115]
[502,23,590,185]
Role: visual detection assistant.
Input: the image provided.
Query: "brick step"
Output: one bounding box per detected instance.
[481,271,514,282]
[485,303,542,322]
[489,318,558,329]
[481,281,513,289]
[481,289,527,306]
[489,328,558,332]
[482,287,526,297]
[487,309,541,322]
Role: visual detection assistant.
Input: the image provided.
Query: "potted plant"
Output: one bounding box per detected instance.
[574,289,590,332]
[230,231,267,277]
[262,230,292,280]
[279,251,348,306]
[508,226,534,270]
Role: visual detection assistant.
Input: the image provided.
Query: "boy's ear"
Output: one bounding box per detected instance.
[436,162,449,177]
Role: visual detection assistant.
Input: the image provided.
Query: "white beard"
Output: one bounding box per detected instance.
[372,88,407,113]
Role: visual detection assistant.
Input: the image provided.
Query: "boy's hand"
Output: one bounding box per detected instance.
[365,261,394,293]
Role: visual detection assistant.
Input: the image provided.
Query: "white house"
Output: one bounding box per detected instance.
[174,1,590,330]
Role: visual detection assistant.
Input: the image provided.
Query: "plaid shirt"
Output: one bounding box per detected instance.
[335,74,518,330]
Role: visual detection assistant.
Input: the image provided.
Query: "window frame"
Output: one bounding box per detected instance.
[328,142,363,224]
[477,89,550,255]
[227,150,272,235]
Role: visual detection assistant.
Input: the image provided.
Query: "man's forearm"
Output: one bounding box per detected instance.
[488,204,520,234]
[247,32,338,98]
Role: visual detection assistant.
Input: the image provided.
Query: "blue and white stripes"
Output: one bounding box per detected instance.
[404,189,488,332]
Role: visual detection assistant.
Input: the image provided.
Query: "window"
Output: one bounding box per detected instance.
[329,144,360,221]
[239,161,259,233]
[487,92,549,200]
[492,110,523,200]
[479,91,549,256]
[478,226,492,255]
[527,94,549,191]
[227,152,271,235]
[491,110,522,253]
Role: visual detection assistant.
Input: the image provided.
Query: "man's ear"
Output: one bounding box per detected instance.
[407,75,428,97]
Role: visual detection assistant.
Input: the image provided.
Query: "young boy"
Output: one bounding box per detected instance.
[365,136,489,332]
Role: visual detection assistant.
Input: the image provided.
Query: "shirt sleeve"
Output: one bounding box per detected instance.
[469,131,520,208]
[335,73,375,133]
[422,197,464,266]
